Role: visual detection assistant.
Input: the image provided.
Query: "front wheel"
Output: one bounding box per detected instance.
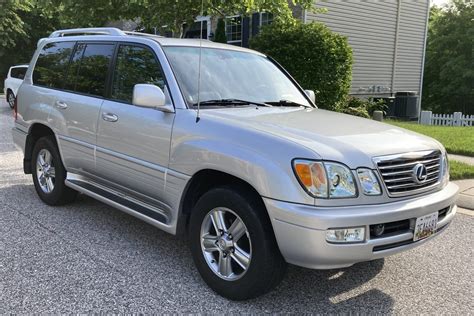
[188,186,287,300]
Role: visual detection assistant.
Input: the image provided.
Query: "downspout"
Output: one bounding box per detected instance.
[418,0,431,120]
[391,0,402,96]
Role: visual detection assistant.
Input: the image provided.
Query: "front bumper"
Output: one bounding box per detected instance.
[264,182,459,269]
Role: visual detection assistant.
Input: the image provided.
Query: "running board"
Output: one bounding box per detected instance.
[65,175,174,233]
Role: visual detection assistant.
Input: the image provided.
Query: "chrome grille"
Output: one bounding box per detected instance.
[375,150,441,196]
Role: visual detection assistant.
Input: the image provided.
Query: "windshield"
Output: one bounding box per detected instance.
[163,46,311,108]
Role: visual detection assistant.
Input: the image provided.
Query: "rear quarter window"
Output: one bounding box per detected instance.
[10,67,27,79]
[33,41,75,89]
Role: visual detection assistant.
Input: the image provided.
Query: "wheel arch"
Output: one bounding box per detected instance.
[23,123,57,174]
[176,169,269,237]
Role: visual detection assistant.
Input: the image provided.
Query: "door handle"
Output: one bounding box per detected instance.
[55,100,68,109]
[102,112,118,122]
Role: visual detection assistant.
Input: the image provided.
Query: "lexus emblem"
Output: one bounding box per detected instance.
[413,163,428,183]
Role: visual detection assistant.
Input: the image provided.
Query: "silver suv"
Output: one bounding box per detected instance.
[12,28,458,300]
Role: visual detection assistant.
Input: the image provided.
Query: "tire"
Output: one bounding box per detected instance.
[7,90,15,109]
[31,136,77,205]
[188,186,287,300]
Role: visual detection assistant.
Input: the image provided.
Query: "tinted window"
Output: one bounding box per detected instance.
[33,41,75,88]
[10,67,27,79]
[68,43,115,97]
[111,45,165,103]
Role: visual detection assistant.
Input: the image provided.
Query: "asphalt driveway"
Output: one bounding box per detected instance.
[0,99,472,313]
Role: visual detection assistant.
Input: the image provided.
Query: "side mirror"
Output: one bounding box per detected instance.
[305,90,316,104]
[132,84,174,112]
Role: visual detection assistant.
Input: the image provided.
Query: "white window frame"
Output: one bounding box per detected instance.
[225,15,243,45]
[195,15,211,39]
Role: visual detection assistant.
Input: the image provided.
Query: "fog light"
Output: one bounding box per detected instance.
[326,227,365,243]
[372,224,385,237]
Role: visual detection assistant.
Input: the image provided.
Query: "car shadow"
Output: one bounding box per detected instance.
[0,183,394,313]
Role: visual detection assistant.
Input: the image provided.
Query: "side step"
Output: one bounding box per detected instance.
[65,175,174,233]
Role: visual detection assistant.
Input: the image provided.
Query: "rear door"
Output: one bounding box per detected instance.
[48,42,115,175]
[95,43,174,202]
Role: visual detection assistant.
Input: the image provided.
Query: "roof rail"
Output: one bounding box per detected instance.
[49,27,126,38]
[123,31,164,38]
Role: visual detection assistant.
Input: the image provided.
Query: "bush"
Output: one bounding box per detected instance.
[250,21,353,110]
[213,18,227,43]
[339,96,387,118]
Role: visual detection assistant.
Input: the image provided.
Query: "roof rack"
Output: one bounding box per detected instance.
[123,31,163,38]
[49,27,126,38]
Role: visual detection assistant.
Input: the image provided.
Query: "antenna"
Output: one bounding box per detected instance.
[196,0,204,123]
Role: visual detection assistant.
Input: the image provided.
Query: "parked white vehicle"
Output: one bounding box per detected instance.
[4,65,28,109]
[12,28,458,300]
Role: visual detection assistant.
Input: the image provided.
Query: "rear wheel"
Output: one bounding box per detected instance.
[7,90,15,109]
[31,136,77,205]
[188,186,287,300]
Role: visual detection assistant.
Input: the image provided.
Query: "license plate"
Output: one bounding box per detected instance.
[414,212,438,241]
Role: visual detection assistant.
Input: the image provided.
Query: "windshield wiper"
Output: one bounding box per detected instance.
[265,100,311,108]
[193,99,272,107]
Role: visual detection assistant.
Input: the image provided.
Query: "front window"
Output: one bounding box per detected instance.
[163,46,310,108]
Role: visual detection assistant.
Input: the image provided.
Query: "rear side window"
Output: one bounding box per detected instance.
[33,41,75,88]
[67,43,115,97]
[10,67,27,79]
[111,44,165,103]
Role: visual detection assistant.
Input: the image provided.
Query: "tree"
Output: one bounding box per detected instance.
[213,18,227,43]
[0,0,316,88]
[422,1,473,114]
[0,0,33,49]
[250,21,353,110]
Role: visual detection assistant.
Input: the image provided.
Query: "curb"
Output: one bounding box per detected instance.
[453,180,474,210]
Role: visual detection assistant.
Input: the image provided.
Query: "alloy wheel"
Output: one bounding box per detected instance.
[7,93,15,108]
[36,148,56,193]
[200,207,252,281]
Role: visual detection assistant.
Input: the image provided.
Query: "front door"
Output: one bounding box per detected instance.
[95,43,174,203]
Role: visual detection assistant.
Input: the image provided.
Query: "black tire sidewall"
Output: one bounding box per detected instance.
[189,187,285,300]
[31,136,70,205]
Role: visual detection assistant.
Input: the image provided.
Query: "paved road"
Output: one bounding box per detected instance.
[0,99,473,313]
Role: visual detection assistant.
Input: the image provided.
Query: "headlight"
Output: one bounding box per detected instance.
[357,169,382,195]
[293,160,356,198]
[441,152,450,185]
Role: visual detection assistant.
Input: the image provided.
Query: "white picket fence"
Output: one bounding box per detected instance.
[420,111,474,126]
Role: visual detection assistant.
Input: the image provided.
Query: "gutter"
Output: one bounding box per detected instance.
[391,0,402,96]
[418,0,431,121]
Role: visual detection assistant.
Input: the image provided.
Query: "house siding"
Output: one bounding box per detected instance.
[306,0,429,97]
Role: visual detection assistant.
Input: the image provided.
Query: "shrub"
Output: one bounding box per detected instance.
[213,18,227,43]
[250,21,353,110]
[339,96,387,118]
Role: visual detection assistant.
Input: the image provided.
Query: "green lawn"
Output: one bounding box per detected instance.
[388,121,474,157]
[449,161,474,180]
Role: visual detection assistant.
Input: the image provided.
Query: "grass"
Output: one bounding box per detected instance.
[449,161,474,180]
[387,120,474,157]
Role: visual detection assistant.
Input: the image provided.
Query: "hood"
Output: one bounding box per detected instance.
[202,107,442,169]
